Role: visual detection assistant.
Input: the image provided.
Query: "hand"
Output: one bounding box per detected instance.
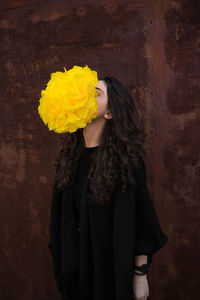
[132,273,149,299]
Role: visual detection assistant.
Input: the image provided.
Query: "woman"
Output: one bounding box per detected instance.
[48,76,168,300]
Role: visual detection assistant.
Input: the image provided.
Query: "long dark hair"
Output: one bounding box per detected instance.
[54,76,147,206]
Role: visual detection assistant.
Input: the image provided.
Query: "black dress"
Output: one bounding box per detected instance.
[48,146,168,300]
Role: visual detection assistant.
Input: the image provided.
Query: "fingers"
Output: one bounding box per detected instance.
[133,295,149,300]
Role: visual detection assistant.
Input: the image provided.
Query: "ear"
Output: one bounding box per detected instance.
[104,110,112,119]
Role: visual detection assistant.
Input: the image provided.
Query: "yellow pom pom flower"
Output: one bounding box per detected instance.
[38,65,98,133]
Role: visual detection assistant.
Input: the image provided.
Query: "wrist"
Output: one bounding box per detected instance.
[134,270,147,276]
[133,263,148,276]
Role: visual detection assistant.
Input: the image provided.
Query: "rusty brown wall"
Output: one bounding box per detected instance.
[0,0,199,299]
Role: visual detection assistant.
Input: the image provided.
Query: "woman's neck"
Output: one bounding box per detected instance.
[83,117,106,147]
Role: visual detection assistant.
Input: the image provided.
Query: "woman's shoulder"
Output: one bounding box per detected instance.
[130,153,147,177]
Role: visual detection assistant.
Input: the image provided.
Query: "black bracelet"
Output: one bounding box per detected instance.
[133,263,148,276]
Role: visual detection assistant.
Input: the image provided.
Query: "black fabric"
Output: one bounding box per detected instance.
[48,147,168,300]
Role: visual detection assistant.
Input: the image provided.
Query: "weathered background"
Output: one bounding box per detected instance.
[0,0,199,299]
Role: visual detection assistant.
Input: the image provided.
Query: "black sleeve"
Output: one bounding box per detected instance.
[48,176,63,293]
[134,155,168,266]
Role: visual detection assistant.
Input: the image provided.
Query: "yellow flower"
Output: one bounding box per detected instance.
[38,65,98,133]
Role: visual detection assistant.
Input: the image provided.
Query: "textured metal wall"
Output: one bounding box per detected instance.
[0,0,199,299]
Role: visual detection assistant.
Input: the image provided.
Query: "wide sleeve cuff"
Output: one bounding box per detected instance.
[133,155,168,265]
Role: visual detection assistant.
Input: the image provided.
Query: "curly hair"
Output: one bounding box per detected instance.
[54,76,147,206]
